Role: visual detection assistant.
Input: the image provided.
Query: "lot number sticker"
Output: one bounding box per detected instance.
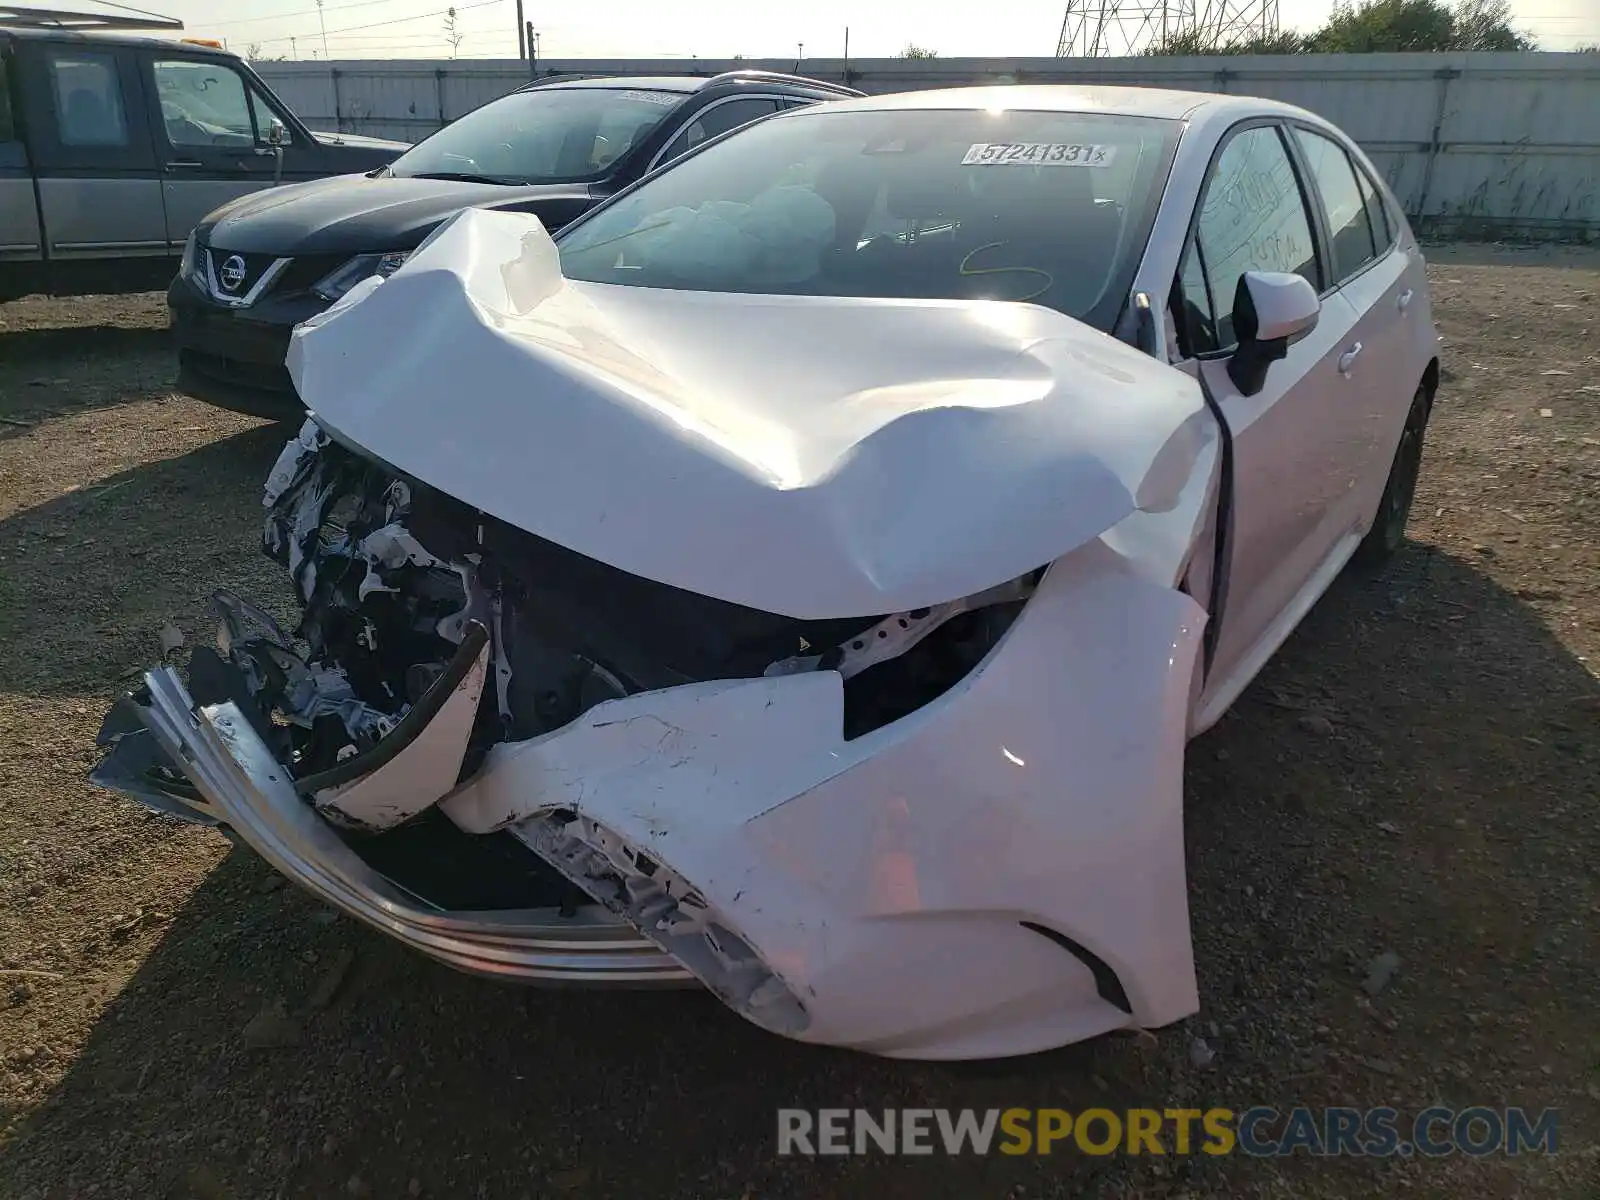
[620,90,682,106]
[962,142,1117,166]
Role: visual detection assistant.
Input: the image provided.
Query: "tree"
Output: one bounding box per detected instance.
[1445,0,1535,49]
[1309,0,1532,52]
[898,44,938,58]
[1143,0,1537,54]
[244,41,288,61]
[1144,28,1311,54]
[442,6,465,58]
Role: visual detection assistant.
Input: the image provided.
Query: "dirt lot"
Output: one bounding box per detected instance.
[0,250,1596,1199]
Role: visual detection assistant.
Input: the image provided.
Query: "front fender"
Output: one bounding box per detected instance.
[443,539,1206,1058]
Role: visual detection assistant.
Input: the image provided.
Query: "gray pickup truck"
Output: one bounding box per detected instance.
[1,15,407,302]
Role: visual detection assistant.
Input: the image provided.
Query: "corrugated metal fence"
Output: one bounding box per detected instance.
[256,53,1600,238]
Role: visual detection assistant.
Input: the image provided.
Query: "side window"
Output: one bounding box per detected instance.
[250,88,288,144]
[1354,163,1392,252]
[153,60,256,149]
[1293,127,1378,286]
[49,52,128,147]
[659,97,780,164]
[0,55,16,142]
[1189,125,1320,351]
[1171,239,1218,357]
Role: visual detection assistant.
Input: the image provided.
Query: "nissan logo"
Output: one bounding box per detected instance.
[218,254,248,292]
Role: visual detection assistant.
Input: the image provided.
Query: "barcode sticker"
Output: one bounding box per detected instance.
[620,90,682,106]
[962,142,1117,167]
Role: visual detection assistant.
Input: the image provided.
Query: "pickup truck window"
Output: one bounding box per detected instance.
[49,52,128,147]
[154,59,257,149]
[0,57,15,141]
[250,88,287,144]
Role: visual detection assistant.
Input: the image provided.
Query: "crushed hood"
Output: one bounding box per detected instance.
[287,208,1208,620]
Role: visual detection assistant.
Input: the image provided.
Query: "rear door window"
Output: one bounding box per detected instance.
[49,51,128,147]
[1355,164,1393,253]
[1293,127,1380,286]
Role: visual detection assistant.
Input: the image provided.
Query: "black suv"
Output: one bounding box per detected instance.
[170,69,862,419]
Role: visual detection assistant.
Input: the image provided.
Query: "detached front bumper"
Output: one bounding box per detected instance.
[94,543,1211,1058]
[114,664,691,986]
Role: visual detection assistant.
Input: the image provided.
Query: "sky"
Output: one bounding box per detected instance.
[107,0,1600,59]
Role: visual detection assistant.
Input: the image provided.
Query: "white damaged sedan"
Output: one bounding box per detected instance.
[93,85,1440,1060]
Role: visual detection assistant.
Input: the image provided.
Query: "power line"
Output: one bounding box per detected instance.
[255,0,505,44]
[208,0,395,29]
[80,0,178,18]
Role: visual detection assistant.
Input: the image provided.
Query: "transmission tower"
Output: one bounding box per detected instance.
[1055,0,1280,56]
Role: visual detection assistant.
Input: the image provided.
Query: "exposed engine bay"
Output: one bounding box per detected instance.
[119,420,1036,911]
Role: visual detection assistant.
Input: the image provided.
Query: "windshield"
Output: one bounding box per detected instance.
[389,86,687,184]
[556,107,1180,328]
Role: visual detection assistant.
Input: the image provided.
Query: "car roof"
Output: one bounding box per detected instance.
[812,84,1317,124]
[0,24,240,59]
[518,70,861,98]
[523,75,705,94]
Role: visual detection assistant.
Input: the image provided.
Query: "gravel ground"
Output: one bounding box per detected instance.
[0,249,1596,1199]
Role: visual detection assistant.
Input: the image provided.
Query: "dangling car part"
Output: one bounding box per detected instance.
[92,84,1439,1059]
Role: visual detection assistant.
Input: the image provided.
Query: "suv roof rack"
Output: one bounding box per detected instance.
[0,3,182,31]
[705,69,861,96]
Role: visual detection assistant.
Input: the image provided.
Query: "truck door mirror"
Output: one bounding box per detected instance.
[267,117,289,147]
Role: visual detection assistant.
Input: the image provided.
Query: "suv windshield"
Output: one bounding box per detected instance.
[557,107,1180,328]
[389,86,687,185]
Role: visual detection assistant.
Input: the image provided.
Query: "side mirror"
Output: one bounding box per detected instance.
[1227,270,1320,397]
[267,118,290,147]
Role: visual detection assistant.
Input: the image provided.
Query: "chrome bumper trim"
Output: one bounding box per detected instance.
[133,666,693,986]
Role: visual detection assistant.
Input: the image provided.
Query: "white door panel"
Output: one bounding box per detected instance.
[1200,288,1363,692]
[1329,248,1413,534]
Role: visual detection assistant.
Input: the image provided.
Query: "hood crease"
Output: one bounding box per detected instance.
[288,208,1206,620]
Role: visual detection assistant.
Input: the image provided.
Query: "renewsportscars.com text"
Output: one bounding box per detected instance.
[776,1106,1559,1158]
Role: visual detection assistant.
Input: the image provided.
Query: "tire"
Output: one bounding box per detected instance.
[1353,383,1430,568]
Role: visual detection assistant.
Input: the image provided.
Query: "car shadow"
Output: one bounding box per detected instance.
[1,465,1596,1197]
[1419,241,1600,271]
[0,324,171,366]
[0,301,177,425]
[0,425,290,698]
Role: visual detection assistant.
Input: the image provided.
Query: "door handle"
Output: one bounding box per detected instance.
[1397,288,1414,312]
[165,160,203,169]
[1338,342,1363,375]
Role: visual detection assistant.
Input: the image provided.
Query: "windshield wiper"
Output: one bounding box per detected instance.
[404,171,522,186]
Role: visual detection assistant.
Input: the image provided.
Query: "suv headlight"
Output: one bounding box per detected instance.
[179,230,206,290]
[313,251,410,302]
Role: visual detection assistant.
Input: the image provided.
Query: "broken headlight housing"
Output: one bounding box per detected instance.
[314,251,411,302]
[513,810,809,1036]
[180,230,206,292]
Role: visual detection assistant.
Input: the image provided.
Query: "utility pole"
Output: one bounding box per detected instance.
[842,26,849,82]
[290,34,298,60]
[516,0,526,60]
[527,23,537,77]
[316,0,329,59]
